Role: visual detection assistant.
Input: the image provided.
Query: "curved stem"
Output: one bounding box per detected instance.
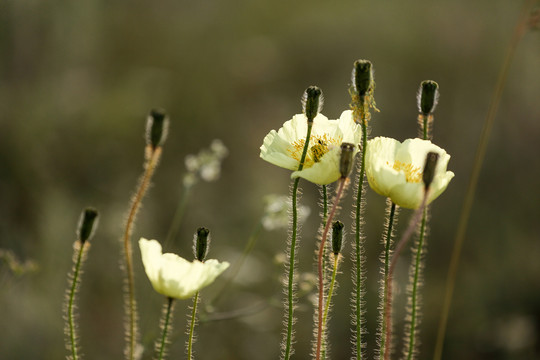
[379,202,397,360]
[434,2,535,359]
[123,146,162,360]
[316,178,347,360]
[283,122,313,360]
[157,297,174,360]
[187,292,199,360]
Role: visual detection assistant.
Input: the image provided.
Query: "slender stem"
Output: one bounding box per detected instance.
[164,183,192,249]
[321,255,340,360]
[66,241,86,360]
[354,120,368,360]
[123,146,162,360]
[157,297,174,360]
[379,202,397,360]
[284,122,313,360]
[406,209,427,360]
[322,185,328,221]
[384,193,429,360]
[187,292,200,360]
[434,2,535,359]
[316,178,347,360]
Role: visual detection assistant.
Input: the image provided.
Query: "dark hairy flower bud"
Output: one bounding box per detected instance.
[331,221,344,255]
[145,108,169,149]
[302,86,323,122]
[352,60,373,96]
[418,80,439,115]
[77,208,99,243]
[194,227,210,262]
[339,143,356,178]
[423,152,439,189]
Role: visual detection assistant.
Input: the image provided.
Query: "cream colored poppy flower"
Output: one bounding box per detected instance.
[260,110,362,185]
[139,238,229,299]
[366,137,454,209]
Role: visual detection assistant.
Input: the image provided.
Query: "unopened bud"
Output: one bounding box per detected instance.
[194,227,210,262]
[339,143,356,178]
[302,86,323,122]
[352,60,373,96]
[145,109,169,149]
[422,152,439,189]
[77,208,99,243]
[418,80,439,115]
[331,221,344,255]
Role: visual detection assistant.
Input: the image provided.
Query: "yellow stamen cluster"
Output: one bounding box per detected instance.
[289,134,342,168]
[389,160,422,183]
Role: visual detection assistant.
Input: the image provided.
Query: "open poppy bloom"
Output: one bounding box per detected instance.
[139,238,229,299]
[260,110,362,185]
[365,137,454,209]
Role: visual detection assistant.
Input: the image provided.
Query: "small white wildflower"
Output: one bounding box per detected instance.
[261,194,311,231]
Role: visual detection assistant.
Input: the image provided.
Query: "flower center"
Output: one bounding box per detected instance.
[389,160,422,183]
[289,134,342,168]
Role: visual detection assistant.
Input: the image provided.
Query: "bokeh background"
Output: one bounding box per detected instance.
[1,0,539,359]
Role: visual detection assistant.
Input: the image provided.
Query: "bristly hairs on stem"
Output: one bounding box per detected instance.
[122,109,169,360]
[64,208,99,360]
[384,152,439,360]
[155,297,175,360]
[375,199,399,360]
[402,80,438,360]
[349,59,376,360]
[282,86,322,360]
[314,143,354,360]
[434,2,538,359]
[320,221,345,360]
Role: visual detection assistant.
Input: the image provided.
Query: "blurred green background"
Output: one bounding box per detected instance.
[1,0,539,359]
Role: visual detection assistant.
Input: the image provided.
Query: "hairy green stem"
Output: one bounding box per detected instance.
[66,241,86,360]
[353,120,368,360]
[406,209,427,360]
[283,122,313,360]
[157,297,174,360]
[316,178,347,360]
[187,292,199,360]
[321,255,340,360]
[379,202,397,360]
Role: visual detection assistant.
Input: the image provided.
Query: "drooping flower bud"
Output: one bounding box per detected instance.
[417,80,439,116]
[352,60,373,97]
[339,142,356,178]
[331,221,344,255]
[145,109,169,150]
[77,208,99,243]
[194,227,210,262]
[422,152,440,190]
[302,86,323,123]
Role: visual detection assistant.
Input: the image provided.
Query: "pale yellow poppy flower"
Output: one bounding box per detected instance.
[366,137,454,209]
[139,238,229,299]
[260,110,362,185]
